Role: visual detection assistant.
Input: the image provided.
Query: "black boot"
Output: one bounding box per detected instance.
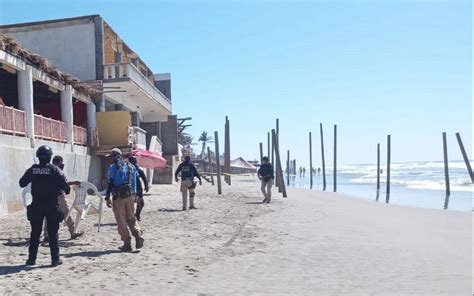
[51,258,63,267]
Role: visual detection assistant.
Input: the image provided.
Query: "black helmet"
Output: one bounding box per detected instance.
[129,156,138,164]
[36,145,53,159]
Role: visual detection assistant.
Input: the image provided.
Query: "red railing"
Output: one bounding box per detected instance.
[0,105,27,136]
[34,115,67,142]
[73,125,87,146]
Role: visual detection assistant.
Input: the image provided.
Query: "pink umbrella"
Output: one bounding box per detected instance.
[131,150,167,169]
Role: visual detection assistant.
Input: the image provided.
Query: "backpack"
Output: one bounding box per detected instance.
[113,161,134,198]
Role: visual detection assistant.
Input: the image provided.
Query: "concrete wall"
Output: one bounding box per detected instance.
[161,115,178,155]
[96,111,131,146]
[0,134,98,216]
[140,121,162,147]
[0,20,97,81]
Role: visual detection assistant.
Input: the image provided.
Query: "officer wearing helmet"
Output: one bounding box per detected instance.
[128,156,149,221]
[19,145,70,267]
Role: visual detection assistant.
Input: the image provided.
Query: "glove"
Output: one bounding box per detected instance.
[199,180,202,186]
[145,186,150,193]
[106,198,112,208]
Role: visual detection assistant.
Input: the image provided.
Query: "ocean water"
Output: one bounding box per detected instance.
[285,161,473,211]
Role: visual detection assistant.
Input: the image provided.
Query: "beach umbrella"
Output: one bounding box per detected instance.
[130,150,167,169]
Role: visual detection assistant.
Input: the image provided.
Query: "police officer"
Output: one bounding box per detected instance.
[105,148,144,252]
[174,156,202,210]
[128,156,149,221]
[19,145,70,267]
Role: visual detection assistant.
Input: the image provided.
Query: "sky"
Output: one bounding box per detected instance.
[0,0,471,166]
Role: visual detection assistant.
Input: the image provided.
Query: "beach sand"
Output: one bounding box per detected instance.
[0,178,471,295]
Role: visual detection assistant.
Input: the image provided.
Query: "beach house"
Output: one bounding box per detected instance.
[0,34,100,215]
[0,15,180,215]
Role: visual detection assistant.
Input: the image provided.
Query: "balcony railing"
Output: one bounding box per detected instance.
[128,126,147,150]
[73,125,87,146]
[103,62,171,110]
[34,115,67,142]
[0,105,26,136]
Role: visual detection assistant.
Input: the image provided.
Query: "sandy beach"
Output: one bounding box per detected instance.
[0,178,471,295]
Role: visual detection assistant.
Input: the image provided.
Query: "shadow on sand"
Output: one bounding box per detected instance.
[1,238,29,247]
[158,208,182,212]
[63,249,123,258]
[0,264,51,276]
[94,223,117,227]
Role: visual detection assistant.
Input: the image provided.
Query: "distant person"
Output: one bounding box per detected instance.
[175,156,202,210]
[43,156,83,244]
[105,148,144,252]
[128,156,149,221]
[258,157,274,203]
[299,167,303,177]
[19,145,70,267]
[380,169,383,174]
[302,167,306,176]
[317,167,321,174]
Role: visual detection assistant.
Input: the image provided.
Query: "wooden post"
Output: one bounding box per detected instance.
[227,117,231,185]
[455,133,474,183]
[214,131,222,195]
[443,132,450,202]
[287,150,290,186]
[386,135,391,203]
[333,124,337,192]
[309,132,313,189]
[259,142,263,163]
[376,143,380,201]
[275,119,280,189]
[272,129,287,197]
[224,116,231,185]
[267,132,270,159]
[207,147,214,186]
[271,131,274,166]
[320,123,326,191]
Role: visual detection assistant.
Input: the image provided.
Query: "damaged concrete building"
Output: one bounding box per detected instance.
[0,15,180,216]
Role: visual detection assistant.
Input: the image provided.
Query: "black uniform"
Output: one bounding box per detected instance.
[175,162,201,181]
[133,165,149,199]
[19,163,70,262]
[258,163,274,182]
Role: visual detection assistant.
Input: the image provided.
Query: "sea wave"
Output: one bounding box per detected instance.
[337,161,470,175]
[350,177,474,192]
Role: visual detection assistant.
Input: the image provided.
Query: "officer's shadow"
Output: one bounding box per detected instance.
[0,264,50,276]
[63,249,124,258]
[1,238,91,249]
[0,237,29,247]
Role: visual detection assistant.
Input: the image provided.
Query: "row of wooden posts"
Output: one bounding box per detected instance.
[207,117,473,209]
[259,120,473,209]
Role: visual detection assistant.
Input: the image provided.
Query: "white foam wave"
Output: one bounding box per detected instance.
[350,177,474,192]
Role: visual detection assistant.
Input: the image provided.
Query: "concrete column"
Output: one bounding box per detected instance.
[60,85,74,144]
[17,65,34,142]
[87,103,97,129]
[95,96,105,112]
[131,111,141,127]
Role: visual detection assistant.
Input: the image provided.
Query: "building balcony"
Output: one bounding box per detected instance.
[103,63,172,121]
[0,104,27,136]
[34,114,67,143]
